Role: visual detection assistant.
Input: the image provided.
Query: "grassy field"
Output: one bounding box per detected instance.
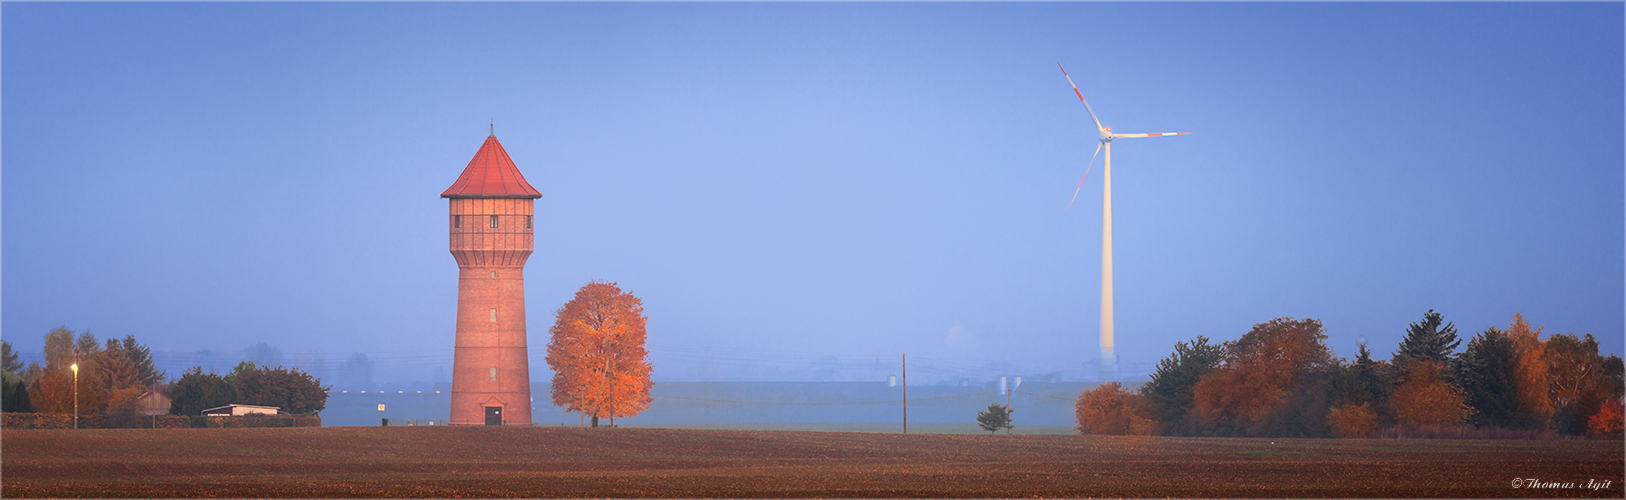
[2,426,1620,498]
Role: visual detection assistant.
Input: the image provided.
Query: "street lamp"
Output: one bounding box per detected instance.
[70,363,79,430]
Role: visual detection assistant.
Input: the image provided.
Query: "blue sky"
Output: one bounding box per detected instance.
[4,2,1621,386]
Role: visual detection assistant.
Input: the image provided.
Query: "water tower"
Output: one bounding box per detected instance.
[442,128,542,426]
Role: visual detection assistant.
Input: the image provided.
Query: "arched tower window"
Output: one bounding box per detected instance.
[490,215,499,228]
[453,215,461,228]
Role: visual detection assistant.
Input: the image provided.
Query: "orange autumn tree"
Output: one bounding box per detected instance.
[1325,402,1378,438]
[1505,314,1553,430]
[28,369,80,414]
[1192,317,1336,437]
[1075,381,1160,436]
[545,282,653,427]
[1390,360,1470,427]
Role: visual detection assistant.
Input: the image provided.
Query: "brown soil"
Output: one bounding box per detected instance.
[2,426,1620,497]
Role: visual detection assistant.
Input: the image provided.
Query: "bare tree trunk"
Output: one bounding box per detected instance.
[590,341,614,426]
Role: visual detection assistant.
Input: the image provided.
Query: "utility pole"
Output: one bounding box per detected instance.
[71,362,79,430]
[902,352,907,435]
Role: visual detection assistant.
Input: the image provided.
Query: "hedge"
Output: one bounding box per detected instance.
[2,412,320,429]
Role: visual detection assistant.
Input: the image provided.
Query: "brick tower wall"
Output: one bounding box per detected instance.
[449,197,535,425]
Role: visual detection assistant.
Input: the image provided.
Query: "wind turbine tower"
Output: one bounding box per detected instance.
[1059,64,1189,381]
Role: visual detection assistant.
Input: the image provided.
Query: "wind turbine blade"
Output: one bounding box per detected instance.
[1067,141,1104,213]
[1110,132,1191,139]
[1058,64,1104,132]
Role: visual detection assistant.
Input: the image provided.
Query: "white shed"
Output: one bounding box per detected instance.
[201,404,281,416]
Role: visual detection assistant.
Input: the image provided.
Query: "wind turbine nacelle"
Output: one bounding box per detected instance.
[1099,126,1113,140]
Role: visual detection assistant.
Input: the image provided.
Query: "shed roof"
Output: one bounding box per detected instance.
[440,133,543,199]
[201,404,281,415]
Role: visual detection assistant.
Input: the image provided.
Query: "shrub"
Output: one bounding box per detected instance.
[1076,382,1160,436]
[1327,402,1378,438]
[2,413,107,429]
[1587,399,1623,439]
[1391,361,1470,427]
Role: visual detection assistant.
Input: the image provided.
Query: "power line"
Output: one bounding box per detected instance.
[1012,389,1078,402]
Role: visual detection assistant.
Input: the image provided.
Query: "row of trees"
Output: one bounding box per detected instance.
[168,361,329,416]
[1076,312,1624,439]
[2,328,329,417]
[2,328,165,414]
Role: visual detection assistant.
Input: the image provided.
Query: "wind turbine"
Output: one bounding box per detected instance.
[1058,64,1189,381]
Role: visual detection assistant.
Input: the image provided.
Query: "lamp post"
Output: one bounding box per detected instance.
[70,363,79,430]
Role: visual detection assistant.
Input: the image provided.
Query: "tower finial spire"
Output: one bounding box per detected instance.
[489,121,494,138]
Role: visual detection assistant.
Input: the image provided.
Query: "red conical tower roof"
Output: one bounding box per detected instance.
[441,132,543,199]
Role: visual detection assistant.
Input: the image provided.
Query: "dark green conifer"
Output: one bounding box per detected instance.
[1144,335,1224,435]
[1454,326,1517,428]
[1394,309,1461,373]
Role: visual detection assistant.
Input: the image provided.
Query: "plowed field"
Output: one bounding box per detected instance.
[2,426,1620,497]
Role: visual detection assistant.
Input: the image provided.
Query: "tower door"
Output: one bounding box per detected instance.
[485,406,502,426]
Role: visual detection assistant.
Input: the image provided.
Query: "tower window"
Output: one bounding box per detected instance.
[453,215,461,228]
[489,367,497,381]
[526,215,532,229]
[490,271,497,278]
[490,215,499,228]
[489,308,497,322]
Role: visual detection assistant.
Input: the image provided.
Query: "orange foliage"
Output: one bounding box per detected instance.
[1192,367,1277,433]
[1588,399,1623,439]
[1075,382,1159,436]
[28,363,111,413]
[1506,314,1552,430]
[28,368,104,414]
[545,282,653,424]
[1192,318,1334,435]
[28,369,72,413]
[1326,402,1377,438]
[1391,361,1469,427]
